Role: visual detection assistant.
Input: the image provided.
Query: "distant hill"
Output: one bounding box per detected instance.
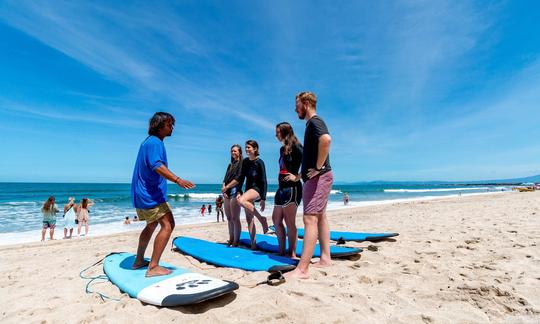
[338,173,540,185]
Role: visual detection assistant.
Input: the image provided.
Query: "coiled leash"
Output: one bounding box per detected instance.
[79,252,122,302]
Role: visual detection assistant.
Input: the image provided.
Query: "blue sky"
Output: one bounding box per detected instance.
[0,1,539,183]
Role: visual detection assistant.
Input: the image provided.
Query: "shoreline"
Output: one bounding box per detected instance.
[0,190,508,247]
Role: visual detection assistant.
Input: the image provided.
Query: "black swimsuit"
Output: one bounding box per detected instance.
[223,159,243,198]
[274,144,303,207]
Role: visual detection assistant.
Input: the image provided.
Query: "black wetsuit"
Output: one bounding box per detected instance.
[239,157,267,200]
[223,159,243,197]
[275,144,303,206]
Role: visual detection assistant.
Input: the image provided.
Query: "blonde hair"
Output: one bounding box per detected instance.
[296,91,317,109]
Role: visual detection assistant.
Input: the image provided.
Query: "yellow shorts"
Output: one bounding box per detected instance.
[136,202,171,223]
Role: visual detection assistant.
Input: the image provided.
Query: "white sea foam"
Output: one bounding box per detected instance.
[384,187,488,193]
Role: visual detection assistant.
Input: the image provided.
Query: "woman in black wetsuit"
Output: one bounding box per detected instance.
[272,122,303,257]
[237,140,269,249]
[220,144,243,246]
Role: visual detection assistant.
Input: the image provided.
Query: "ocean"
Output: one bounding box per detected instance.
[0,182,508,245]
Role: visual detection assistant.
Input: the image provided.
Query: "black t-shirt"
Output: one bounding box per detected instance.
[301,115,331,182]
[223,159,243,192]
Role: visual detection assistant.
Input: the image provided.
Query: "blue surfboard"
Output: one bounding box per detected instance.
[296,228,398,242]
[103,252,238,306]
[172,236,297,272]
[239,232,362,258]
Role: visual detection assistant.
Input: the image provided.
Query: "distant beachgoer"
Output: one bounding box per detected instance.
[207,204,212,214]
[41,196,59,241]
[343,193,349,205]
[63,197,76,239]
[215,195,224,222]
[272,122,303,257]
[133,215,138,222]
[201,204,206,216]
[124,217,131,225]
[286,91,333,280]
[221,144,244,246]
[131,112,195,277]
[237,139,269,249]
[77,198,93,236]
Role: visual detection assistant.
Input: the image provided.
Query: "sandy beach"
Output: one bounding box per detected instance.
[1,191,538,323]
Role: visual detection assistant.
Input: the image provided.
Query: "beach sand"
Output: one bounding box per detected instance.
[1,192,539,323]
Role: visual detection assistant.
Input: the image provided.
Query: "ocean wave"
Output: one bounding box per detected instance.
[0,201,39,206]
[384,187,487,193]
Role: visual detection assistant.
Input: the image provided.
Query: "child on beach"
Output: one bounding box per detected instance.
[63,197,76,239]
[41,196,59,241]
[124,217,131,225]
[207,204,212,214]
[201,204,206,216]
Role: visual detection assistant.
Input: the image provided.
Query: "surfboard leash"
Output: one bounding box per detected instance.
[79,253,122,302]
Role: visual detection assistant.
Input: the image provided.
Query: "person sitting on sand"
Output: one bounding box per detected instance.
[131,112,195,277]
[124,217,131,225]
[63,197,77,239]
[77,198,93,237]
[41,196,59,241]
[237,140,270,249]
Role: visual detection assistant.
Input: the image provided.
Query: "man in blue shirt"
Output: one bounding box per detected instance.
[131,112,195,277]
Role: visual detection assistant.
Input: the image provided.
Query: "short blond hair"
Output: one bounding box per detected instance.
[296,91,317,109]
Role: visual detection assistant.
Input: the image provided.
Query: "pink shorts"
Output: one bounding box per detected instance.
[303,171,333,214]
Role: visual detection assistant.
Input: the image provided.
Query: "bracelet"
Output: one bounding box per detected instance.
[174,176,180,183]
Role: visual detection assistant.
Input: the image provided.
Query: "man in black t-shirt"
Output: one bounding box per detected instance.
[285,91,333,280]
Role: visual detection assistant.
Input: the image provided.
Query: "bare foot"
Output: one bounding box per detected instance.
[132,259,150,270]
[251,243,258,250]
[284,268,309,280]
[312,260,332,268]
[145,265,172,277]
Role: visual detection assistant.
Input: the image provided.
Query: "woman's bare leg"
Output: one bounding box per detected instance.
[283,204,299,258]
[238,189,261,249]
[272,206,286,255]
[223,198,234,244]
[230,197,242,246]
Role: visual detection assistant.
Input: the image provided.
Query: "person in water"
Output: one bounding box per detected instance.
[237,140,269,249]
[131,112,195,277]
[124,216,131,225]
[215,195,224,223]
[286,91,333,280]
[63,197,76,239]
[200,204,206,216]
[76,197,93,236]
[272,122,303,257]
[41,196,59,241]
[221,144,244,246]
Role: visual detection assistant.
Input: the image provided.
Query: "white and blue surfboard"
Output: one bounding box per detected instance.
[297,228,399,242]
[103,252,238,306]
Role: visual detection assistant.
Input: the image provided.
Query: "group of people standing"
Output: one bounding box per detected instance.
[41,196,93,241]
[131,91,332,279]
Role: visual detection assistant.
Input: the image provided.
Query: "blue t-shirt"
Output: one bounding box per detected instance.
[131,136,168,209]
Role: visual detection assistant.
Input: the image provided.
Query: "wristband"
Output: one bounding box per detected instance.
[174,176,180,183]
[315,165,326,172]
